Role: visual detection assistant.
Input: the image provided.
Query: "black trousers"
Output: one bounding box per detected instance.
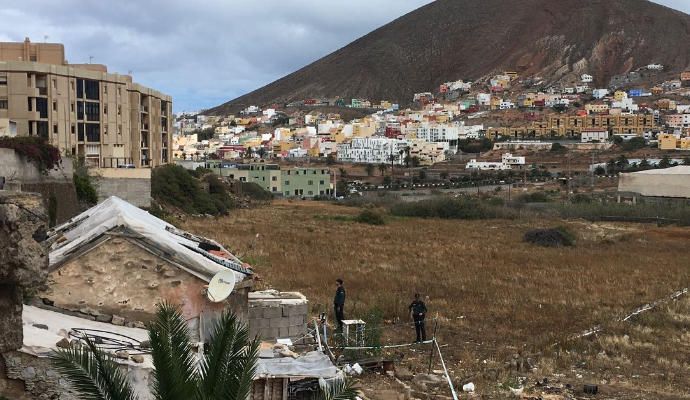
[334,304,344,329]
[414,317,426,342]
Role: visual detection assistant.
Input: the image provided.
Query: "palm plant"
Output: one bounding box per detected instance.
[51,303,259,400]
[51,303,358,400]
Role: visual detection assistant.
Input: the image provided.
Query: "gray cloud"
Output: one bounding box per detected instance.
[0,0,686,111]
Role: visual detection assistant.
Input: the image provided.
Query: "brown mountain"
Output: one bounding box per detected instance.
[206,0,690,115]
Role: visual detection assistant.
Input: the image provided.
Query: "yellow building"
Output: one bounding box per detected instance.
[614,91,627,101]
[680,137,690,150]
[658,134,679,150]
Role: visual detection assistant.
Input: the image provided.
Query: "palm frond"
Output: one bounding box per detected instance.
[50,335,138,400]
[318,377,359,400]
[148,302,200,400]
[198,310,259,400]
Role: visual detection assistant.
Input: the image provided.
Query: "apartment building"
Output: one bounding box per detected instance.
[0,38,172,168]
[336,137,407,165]
[206,162,334,198]
[487,114,658,139]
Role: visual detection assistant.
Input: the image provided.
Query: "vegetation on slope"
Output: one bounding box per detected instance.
[151,165,235,216]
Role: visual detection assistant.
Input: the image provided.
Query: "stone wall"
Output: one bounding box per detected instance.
[248,291,309,341]
[0,148,81,224]
[0,191,49,398]
[0,191,48,352]
[39,237,249,338]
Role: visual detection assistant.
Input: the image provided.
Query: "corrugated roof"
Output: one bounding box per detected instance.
[46,196,250,283]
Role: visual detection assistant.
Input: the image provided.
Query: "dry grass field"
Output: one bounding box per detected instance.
[181,200,690,398]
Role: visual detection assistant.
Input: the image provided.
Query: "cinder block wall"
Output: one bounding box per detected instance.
[248,301,309,341]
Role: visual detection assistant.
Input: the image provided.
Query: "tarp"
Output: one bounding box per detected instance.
[255,351,339,379]
[47,196,248,283]
[619,166,690,198]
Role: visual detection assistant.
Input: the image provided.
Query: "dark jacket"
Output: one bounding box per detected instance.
[334,286,346,306]
[409,300,427,318]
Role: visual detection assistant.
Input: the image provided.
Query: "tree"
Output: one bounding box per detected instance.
[377,163,388,176]
[410,156,421,168]
[594,166,606,176]
[684,157,690,166]
[418,169,427,181]
[326,154,337,165]
[256,147,267,159]
[440,171,449,180]
[338,168,348,182]
[365,163,375,177]
[51,303,259,400]
[659,155,671,169]
[639,157,651,169]
[615,154,629,171]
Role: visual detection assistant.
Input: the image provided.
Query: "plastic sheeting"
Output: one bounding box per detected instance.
[255,351,339,379]
[47,196,248,283]
[618,166,690,198]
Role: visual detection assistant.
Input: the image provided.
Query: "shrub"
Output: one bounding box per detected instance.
[516,192,551,203]
[355,209,385,225]
[571,193,593,204]
[238,182,273,201]
[621,136,646,151]
[524,227,575,247]
[550,143,567,153]
[0,136,61,173]
[390,197,510,220]
[152,164,234,216]
[73,172,98,205]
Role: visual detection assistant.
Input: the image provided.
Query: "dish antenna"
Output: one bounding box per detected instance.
[207,270,236,302]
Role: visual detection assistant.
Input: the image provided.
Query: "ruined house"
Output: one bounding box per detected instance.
[2,195,339,400]
[37,196,253,335]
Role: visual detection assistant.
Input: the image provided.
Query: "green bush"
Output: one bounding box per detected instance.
[0,136,61,173]
[516,192,551,203]
[239,182,273,201]
[390,197,511,220]
[152,165,234,216]
[355,209,385,225]
[73,172,98,206]
[550,143,568,153]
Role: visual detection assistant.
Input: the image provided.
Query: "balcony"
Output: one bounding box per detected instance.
[140,105,149,114]
[141,123,149,131]
[102,157,134,168]
[140,141,149,149]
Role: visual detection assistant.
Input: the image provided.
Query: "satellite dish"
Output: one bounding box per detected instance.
[207,270,236,302]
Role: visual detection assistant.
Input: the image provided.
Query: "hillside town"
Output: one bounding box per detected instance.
[173,66,690,173]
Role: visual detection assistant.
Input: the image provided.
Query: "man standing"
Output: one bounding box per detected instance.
[334,278,346,331]
[409,293,427,343]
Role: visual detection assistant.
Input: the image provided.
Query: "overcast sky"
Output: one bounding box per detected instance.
[0,0,688,112]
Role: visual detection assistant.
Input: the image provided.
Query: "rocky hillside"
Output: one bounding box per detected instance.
[207,0,690,115]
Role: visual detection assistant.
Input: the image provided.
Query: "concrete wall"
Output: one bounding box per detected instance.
[89,168,151,207]
[619,168,690,198]
[248,295,308,341]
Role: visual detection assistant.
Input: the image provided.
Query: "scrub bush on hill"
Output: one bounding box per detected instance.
[524,226,575,247]
[152,164,234,216]
[390,197,513,220]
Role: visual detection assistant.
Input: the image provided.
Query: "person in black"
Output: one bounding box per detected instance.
[334,278,346,331]
[409,293,427,343]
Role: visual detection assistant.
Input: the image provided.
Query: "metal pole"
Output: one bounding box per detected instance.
[427,317,439,373]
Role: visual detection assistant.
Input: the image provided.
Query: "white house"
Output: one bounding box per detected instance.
[416,123,460,142]
[581,74,594,83]
[465,159,512,171]
[581,128,609,143]
[499,101,515,110]
[592,89,609,99]
[477,93,492,106]
[501,153,525,166]
[336,137,407,165]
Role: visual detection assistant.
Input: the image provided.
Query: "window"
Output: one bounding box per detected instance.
[71,124,75,134]
[272,187,277,192]
[52,79,57,89]
[71,103,75,112]
[53,124,58,134]
[52,101,57,111]
[0,98,7,109]
[30,55,37,62]
[313,170,317,174]
[272,176,277,181]
[117,105,121,115]
[117,87,121,96]
[0,73,7,85]
[103,105,108,115]
[103,85,107,94]
[308,191,313,196]
[118,124,122,135]
[287,170,291,175]
[320,180,324,185]
[285,180,290,185]
[308,180,313,185]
